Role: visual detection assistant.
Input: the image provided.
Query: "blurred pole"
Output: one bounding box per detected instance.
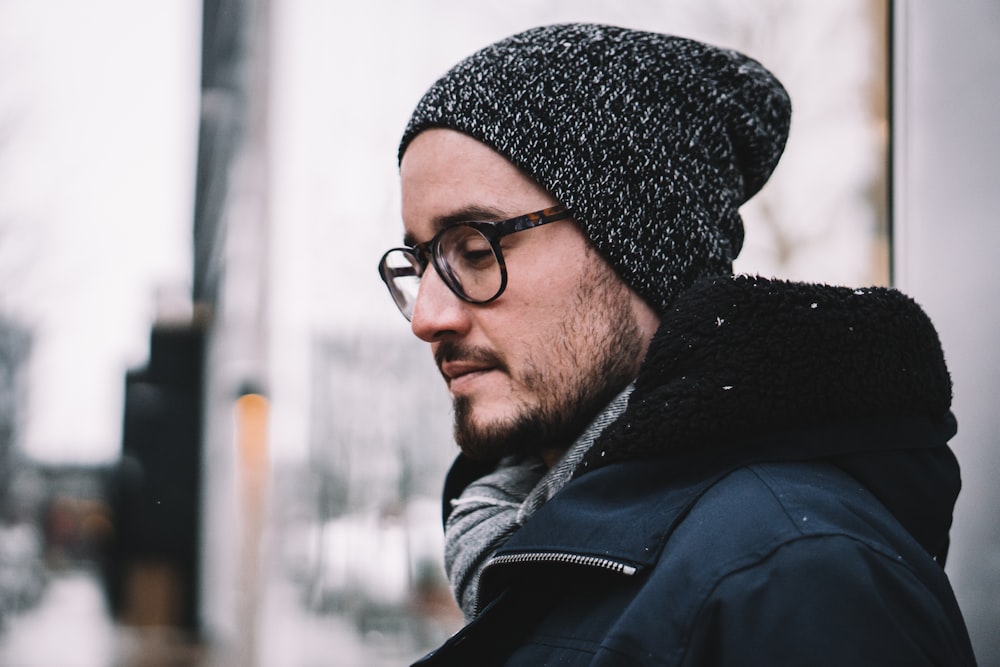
[891,1,1000,662]
[192,0,274,653]
[235,392,269,667]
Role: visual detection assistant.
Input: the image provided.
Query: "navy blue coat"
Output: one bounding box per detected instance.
[416,440,974,665]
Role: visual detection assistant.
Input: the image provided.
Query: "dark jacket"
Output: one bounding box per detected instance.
[415,276,977,666]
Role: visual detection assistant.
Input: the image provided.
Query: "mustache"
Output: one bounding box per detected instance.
[434,342,507,374]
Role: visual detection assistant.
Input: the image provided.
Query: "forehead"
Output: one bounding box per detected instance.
[399,129,557,241]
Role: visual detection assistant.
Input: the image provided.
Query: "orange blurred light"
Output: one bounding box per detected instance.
[235,393,269,473]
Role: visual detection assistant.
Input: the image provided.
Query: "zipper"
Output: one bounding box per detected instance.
[474,551,638,617]
[485,551,639,576]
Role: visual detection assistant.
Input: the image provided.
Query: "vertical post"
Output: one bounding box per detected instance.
[891,1,1000,662]
[193,0,273,650]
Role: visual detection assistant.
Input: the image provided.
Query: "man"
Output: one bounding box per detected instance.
[378,23,977,666]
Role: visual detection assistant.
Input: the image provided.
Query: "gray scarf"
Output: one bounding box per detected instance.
[443,385,634,620]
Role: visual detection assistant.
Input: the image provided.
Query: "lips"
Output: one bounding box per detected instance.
[441,360,496,385]
[435,343,505,391]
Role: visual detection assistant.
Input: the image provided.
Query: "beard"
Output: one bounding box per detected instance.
[447,257,649,462]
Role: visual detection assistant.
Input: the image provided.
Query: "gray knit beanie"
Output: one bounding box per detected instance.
[399,23,791,313]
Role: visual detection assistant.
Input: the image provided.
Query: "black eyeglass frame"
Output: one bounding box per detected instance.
[378,205,571,318]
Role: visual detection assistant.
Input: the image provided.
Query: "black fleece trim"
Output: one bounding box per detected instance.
[580,275,953,472]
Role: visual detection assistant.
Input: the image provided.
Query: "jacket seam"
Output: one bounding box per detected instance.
[678,530,933,665]
[746,462,924,573]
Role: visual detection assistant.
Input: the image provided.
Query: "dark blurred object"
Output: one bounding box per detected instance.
[0,521,46,626]
[106,325,204,632]
[0,316,30,514]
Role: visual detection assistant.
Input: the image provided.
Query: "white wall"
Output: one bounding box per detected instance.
[892,2,1000,662]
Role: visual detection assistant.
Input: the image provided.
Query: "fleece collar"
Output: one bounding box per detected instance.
[579,275,953,473]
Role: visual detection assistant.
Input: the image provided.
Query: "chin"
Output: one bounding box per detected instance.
[452,394,561,461]
[455,390,526,428]
[453,397,520,459]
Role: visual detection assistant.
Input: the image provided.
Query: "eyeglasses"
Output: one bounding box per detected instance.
[378,205,571,320]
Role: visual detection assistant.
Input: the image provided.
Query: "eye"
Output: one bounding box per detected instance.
[443,227,495,270]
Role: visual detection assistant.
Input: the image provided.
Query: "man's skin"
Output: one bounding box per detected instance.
[400,128,660,466]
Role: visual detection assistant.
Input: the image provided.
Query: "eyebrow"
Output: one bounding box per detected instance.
[403,204,511,247]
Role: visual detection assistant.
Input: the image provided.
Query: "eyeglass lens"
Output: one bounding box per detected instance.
[435,226,503,302]
[381,225,504,319]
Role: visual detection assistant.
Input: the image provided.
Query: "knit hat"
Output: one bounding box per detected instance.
[399,23,792,313]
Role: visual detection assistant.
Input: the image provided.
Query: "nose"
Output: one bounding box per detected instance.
[410,264,472,342]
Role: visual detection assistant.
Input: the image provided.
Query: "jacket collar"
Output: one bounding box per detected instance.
[476,454,725,607]
[579,275,953,473]
[479,411,959,607]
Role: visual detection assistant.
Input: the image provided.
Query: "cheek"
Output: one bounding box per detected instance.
[501,263,584,316]
[489,239,613,379]
[503,308,588,393]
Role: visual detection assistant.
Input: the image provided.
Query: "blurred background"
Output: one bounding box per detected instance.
[0,1,997,665]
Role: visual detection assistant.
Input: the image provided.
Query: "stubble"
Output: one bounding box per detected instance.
[452,256,647,461]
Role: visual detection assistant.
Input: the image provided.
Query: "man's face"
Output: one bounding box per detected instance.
[400,129,660,463]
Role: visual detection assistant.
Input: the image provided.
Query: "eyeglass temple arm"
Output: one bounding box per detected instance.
[500,205,570,234]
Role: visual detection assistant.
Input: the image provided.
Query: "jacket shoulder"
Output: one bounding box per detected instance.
[652,462,976,666]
